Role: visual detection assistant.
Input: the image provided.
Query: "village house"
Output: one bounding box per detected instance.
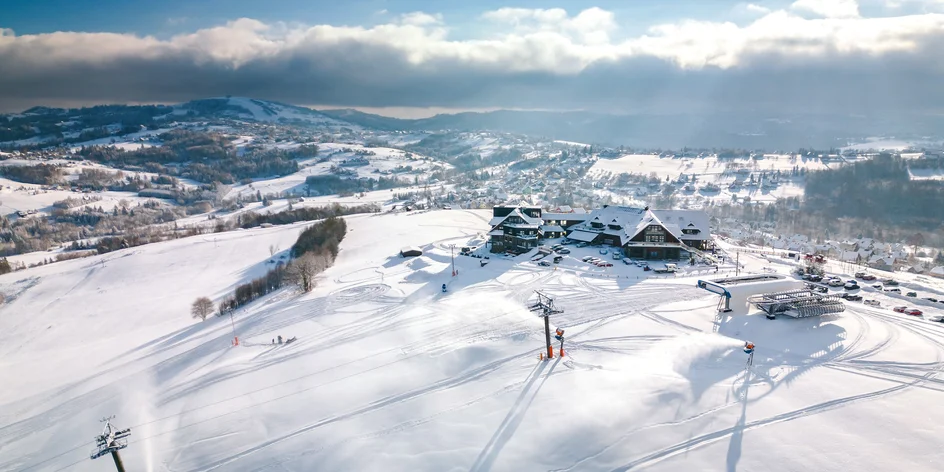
[869,255,897,272]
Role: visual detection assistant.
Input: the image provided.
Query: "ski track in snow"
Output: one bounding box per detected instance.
[4,209,944,471]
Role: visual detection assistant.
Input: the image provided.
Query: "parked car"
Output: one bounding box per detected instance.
[843,294,863,301]
[860,274,877,281]
[811,285,828,293]
[923,297,939,303]
[602,262,613,267]
[552,256,563,264]
[904,308,923,316]
[854,271,867,278]
[844,281,859,290]
[538,261,551,267]
[871,283,883,289]
[882,278,899,286]
[828,278,844,287]
[582,256,594,262]
[551,244,563,251]
[892,306,907,313]
[622,258,634,265]
[808,274,823,282]
[864,299,881,307]
[556,248,571,254]
[885,287,901,293]
[576,242,588,248]
[599,249,608,255]
[930,315,944,323]
[906,291,917,297]
[612,252,623,260]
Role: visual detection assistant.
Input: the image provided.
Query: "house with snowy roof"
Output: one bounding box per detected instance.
[564,205,711,260]
[487,206,544,254]
[868,255,897,272]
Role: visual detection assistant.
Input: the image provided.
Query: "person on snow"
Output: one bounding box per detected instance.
[278,335,283,344]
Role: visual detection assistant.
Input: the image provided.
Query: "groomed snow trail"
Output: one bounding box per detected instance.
[1,210,943,471]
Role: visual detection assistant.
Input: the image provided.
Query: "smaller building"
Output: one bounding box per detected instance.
[400,246,423,257]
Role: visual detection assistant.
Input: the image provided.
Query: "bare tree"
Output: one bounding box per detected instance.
[286,252,328,292]
[191,296,214,321]
[269,244,279,257]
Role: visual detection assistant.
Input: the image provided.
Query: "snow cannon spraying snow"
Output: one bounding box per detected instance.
[743,341,755,354]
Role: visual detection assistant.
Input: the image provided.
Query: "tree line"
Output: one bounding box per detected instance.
[209,216,348,318]
[237,203,378,228]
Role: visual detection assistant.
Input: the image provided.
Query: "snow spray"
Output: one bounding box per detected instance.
[126,381,158,472]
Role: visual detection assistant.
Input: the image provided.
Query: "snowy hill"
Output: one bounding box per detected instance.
[179,97,353,127]
[2,211,944,471]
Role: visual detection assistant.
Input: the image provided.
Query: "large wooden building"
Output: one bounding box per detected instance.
[487,205,710,258]
[565,205,710,259]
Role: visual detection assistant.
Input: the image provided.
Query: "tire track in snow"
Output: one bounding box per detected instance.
[187,350,533,472]
[605,374,930,471]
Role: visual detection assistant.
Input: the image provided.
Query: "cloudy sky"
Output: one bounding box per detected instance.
[2,0,944,116]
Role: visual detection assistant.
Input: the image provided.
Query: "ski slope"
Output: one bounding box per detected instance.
[2,210,944,471]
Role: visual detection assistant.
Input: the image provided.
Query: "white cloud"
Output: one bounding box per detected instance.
[791,0,861,18]
[3,6,944,113]
[483,7,617,45]
[399,12,443,26]
[3,7,942,73]
[745,3,771,14]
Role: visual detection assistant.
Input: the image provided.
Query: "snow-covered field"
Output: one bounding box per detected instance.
[0,177,157,215]
[588,154,813,203]
[2,210,944,471]
[590,154,831,180]
[225,143,448,200]
[840,137,942,152]
[909,168,944,181]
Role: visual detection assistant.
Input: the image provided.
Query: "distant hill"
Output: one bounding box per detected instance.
[179,97,349,125]
[319,108,944,150]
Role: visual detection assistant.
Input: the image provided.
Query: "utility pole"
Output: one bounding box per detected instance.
[91,417,130,472]
[528,291,564,359]
[736,251,740,277]
[229,309,238,346]
[450,244,456,277]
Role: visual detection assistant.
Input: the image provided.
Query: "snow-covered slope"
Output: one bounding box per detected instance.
[225,143,449,200]
[2,211,944,471]
[183,97,355,127]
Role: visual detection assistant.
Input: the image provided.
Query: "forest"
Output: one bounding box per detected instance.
[804,154,944,228]
[76,131,316,184]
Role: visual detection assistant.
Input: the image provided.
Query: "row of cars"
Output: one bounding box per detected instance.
[581,255,613,267]
[844,272,943,322]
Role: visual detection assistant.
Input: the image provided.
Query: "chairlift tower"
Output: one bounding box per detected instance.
[528,291,563,359]
[91,417,131,472]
